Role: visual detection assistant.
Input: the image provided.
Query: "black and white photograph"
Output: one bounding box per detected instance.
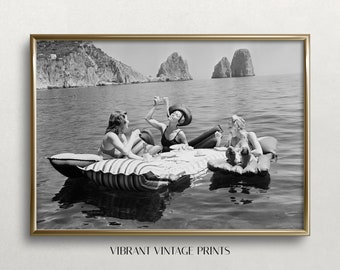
[31,35,309,234]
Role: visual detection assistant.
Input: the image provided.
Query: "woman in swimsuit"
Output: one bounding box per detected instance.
[145,97,192,152]
[98,111,161,159]
[215,115,263,172]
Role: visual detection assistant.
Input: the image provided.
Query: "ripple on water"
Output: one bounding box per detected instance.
[36,75,305,230]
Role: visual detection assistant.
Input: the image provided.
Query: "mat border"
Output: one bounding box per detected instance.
[30,34,310,236]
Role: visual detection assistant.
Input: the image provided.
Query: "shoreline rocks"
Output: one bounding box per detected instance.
[230,49,255,77]
[36,41,149,89]
[156,52,193,81]
[211,57,231,78]
[36,42,256,89]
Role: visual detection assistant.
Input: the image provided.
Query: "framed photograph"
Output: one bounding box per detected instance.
[30,34,309,235]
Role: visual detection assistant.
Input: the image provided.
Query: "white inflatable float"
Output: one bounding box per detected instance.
[48,129,277,192]
[207,136,277,176]
[79,149,225,191]
[48,126,223,179]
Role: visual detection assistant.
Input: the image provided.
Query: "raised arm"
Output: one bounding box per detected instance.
[145,99,166,132]
[214,131,223,147]
[232,114,246,129]
[164,96,169,117]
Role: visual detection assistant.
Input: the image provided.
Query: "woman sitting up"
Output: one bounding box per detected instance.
[98,111,161,160]
[145,97,192,152]
[216,115,263,173]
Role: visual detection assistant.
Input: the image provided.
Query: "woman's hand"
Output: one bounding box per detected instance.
[169,144,193,151]
[214,131,222,147]
[215,131,222,139]
[130,129,141,140]
[232,115,246,129]
[153,96,159,106]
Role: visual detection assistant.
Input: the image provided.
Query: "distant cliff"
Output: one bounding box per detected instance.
[230,49,255,77]
[211,57,231,78]
[36,41,149,89]
[156,52,193,81]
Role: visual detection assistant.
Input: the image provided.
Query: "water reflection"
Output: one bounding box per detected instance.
[209,172,271,191]
[52,175,191,223]
[82,190,166,223]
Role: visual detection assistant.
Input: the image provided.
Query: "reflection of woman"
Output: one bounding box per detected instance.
[98,111,161,160]
[145,97,192,152]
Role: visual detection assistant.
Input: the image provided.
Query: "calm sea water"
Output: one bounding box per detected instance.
[36,74,305,230]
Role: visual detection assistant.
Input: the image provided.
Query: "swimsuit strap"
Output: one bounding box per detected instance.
[173,129,182,141]
[161,127,182,146]
[163,126,182,141]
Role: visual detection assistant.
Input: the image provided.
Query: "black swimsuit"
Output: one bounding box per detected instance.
[161,128,182,152]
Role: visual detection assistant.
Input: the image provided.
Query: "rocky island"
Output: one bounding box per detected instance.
[36,41,149,89]
[211,57,231,78]
[156,52,193,81]
[230,49,255,77]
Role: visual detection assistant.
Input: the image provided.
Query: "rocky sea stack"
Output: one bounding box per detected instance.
[156,52,193,81]
[211,57,231,78]
[36,41,148,89]
[230,49,255,77]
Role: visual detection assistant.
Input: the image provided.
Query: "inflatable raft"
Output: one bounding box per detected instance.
[207,136,277,176]
[48,126,224,192]
[79,149,225,192]
[48,153,103,178]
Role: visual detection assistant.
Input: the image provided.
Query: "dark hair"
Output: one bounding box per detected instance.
[168,104,192,126]
[105,111,127,134]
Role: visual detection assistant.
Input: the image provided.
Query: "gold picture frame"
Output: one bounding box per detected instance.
[31,34,309,236]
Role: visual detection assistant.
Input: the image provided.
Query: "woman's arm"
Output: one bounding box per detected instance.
[108,132,143,160]
[126,151,143,160]
[120,134,128,145]
[144,103,166,132]
[125,130,144,159]
[176,130,188,145]
[164,96,169,117]
[248,131,263,157]
[214,131,222,147]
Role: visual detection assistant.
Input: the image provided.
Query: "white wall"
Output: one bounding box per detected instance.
[0,0,338,269]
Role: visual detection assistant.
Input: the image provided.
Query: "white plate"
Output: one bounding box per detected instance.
[169,144,185,150]
[214,146,228,151]
[169,144,194,151]
[161,152,177,158]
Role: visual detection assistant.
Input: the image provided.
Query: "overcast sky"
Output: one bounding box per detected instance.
[94,40,304,79]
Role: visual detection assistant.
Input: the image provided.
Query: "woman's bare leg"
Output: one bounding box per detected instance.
[226,147,236,165]
[240,146,251,168]
[146,144,162,155]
